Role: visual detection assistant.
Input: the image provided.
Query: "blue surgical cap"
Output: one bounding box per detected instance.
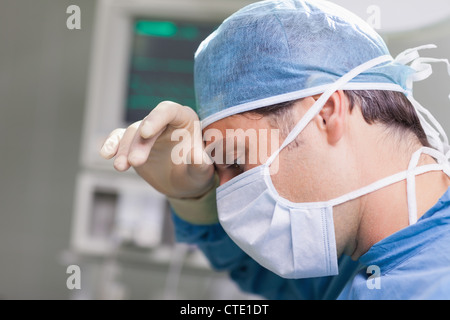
[194,0,416,128]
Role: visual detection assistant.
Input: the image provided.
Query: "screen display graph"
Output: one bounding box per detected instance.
[125,19,218,124]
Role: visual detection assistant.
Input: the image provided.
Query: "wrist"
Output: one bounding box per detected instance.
[167,175,220,225]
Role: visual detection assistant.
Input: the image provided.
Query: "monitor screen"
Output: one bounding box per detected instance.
[125,19,218,124]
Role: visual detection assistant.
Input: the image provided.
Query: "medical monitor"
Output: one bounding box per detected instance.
[125,19,217,123]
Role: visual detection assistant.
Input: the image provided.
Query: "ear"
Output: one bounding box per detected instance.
[314,90,348,145]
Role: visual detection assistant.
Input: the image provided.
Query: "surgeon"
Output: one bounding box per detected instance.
[100,0,450,299]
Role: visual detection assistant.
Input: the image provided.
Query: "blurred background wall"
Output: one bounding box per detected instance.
[0,0,96,299]
[0,0,449,299]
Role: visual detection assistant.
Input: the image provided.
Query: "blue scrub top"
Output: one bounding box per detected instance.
[172,187,450,300]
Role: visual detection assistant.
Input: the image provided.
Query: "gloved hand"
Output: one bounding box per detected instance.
[100,101,218,224]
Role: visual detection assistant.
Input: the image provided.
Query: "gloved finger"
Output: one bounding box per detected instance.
[187,147,215,184]
[140,101,197,139]
[188,120,214,168]
[100,128,126,159]
[113,121,141,171]
[128,122,165,167]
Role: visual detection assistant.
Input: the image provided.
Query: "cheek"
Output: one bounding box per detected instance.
[269,144,328,203]
[268,150,303,202]
[254,128,282,166]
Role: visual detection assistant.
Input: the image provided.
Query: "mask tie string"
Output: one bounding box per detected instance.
[263,54,394,173]
[406,147,450,225]
[394,45,450,155]
[395,45,450,224]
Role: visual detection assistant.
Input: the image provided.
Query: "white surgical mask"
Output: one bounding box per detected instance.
[216,51,450,279]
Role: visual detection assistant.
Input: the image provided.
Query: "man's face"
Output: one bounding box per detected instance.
[202,97,340,203]
[203,94,365,258]
[203,113,279,185]
[204,94,364,201]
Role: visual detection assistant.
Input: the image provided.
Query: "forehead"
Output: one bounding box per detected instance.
[202,113,272,139]
[202,114,272,150]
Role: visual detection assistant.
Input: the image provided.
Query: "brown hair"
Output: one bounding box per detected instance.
[246,90,430,148]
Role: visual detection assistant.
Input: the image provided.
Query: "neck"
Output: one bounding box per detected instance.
[350,148,450,260]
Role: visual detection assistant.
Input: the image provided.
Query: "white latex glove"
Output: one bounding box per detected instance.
[100,101,217,224]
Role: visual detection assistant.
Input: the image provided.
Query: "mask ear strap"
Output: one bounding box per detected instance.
[264,55,393,168]
[394,44,437,65]
[406,148,426,225]
[395,45,450,154]
[394,44,450,223]
[407,147,450,225]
